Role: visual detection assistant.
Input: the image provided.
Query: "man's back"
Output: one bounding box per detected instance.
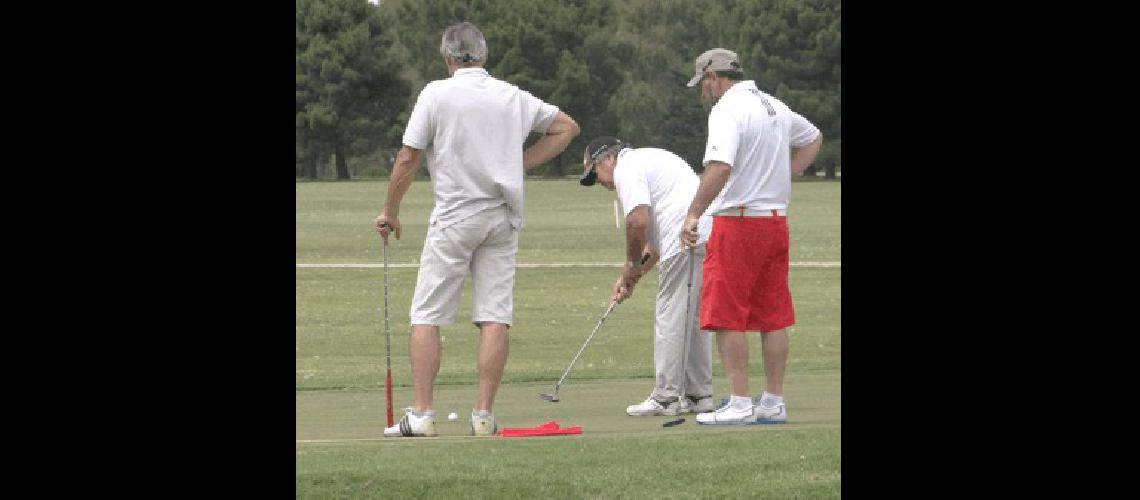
[404,68,559,229]
[704,80,818,212]
[614,147,711,262]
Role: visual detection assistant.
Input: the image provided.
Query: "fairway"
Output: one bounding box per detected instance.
[296,178,840,498]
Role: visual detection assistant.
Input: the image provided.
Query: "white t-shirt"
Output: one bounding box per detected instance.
[403,67,560,229]
[612,147,713,263]
[702,80,820,213]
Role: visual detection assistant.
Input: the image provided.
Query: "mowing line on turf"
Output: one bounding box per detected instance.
[296,262,840,268]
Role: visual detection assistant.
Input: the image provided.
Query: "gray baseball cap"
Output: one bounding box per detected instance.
[686,48,742,87]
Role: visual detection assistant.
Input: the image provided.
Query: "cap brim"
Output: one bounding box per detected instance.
[579,168,597,186]
[686,72,703,87]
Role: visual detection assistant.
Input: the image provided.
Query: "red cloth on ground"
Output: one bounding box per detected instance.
[498,420,582,437]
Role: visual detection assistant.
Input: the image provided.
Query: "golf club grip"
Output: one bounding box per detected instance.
[386,370,394,427]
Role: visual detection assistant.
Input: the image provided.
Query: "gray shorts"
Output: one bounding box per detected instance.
[409,205,517,327]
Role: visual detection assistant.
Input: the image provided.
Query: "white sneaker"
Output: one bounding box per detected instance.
[751,398,787,424]
[383,408,437,437]
[695,401,757,425]
[685,396,716,414]
[470,410,497,436]
[626,396,680,416]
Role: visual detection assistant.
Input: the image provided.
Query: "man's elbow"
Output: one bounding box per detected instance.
[626,210,650,234]
[793,133,823,152]
[805,133,823,152]
[398,146,423,166]
[626,219,647,234]
[565,115,581,138]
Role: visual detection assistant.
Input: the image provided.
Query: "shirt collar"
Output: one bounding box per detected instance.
[453,67,490,78]
[726,80,758,93]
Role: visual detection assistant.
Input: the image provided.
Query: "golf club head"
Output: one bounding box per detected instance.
[662,418,685,427]
[538,393,560,402]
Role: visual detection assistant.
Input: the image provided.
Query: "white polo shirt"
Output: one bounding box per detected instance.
[702,80,820,213]
[612,147,713,263]
[403,67,560,229]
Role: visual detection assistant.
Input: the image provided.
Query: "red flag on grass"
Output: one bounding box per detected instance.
[498,420,582,437]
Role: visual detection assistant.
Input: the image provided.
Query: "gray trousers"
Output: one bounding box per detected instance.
[650,243,713,401]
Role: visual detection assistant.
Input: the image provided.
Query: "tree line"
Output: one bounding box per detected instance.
[297,0,840,180]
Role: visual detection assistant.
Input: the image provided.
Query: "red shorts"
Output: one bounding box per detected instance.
[699,215,794,333]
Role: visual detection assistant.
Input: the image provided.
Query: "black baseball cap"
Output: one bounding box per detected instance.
[579,137,626,186]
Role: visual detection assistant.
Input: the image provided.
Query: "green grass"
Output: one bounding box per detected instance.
[297,377,840,498]
[296,179,840,498]
[295,178,839,264]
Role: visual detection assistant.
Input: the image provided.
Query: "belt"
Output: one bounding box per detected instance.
[713,207,786,217]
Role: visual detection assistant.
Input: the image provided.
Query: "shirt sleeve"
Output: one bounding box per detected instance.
[402,85,434,149]
[614,156,651,217]
[519,89,560,135]
[702,105,738,168]
[788,111,821,147]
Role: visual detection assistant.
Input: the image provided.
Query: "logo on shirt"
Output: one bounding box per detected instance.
[711,146,718,151]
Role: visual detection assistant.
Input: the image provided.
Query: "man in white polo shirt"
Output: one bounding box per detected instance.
[579,137,716,416]
[679,48,823,425]
[374,22,580,437]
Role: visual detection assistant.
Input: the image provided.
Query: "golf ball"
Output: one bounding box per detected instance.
[448,412,458,422]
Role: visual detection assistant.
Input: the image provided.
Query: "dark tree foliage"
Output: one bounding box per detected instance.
[297,0,840,179]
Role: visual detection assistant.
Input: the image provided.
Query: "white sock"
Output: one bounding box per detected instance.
[472,409,493,418]
[760,392,783,405]
[411,409,435,419]
[729,395,753,410]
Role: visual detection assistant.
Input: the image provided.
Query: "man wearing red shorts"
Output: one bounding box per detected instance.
[679,48,823,425]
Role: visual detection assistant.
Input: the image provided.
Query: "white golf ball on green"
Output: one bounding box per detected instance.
[448,412,458,422]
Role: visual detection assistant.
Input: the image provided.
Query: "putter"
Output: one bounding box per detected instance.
[539,300,617,402]
[381,223,394,428]
[540,253,649,402]
[663,248,696,428]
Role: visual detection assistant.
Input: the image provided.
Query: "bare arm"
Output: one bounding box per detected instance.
[639,244,659,270]
[680,161,731,249]
[611,206,652,302]
[623,205,651,271]
[790,134,823,176]
[687,161,731,220]
[373,145,424,241]
[523,112,580,172]
[614,206,655,303]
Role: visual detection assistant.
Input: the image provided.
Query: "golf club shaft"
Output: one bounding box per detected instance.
[546,254,645,397]
[383,235,393,428]
[677,248,694,410]
[553,300,618,391]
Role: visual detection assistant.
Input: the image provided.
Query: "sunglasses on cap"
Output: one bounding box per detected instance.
[579,141,624,186]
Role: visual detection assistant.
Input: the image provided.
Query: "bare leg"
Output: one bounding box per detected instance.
[760,329,788,396]
[410,325,441,411]
[475,322,510,412]
[716,330,750,397]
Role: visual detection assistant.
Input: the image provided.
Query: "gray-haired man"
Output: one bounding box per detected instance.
[375,22,580,437]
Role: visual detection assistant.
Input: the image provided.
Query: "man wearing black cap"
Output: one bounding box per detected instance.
[680,48,823,425]
[580,137,716,416]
